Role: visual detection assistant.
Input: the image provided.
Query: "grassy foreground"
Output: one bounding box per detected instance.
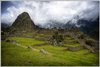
[1,37,99,66]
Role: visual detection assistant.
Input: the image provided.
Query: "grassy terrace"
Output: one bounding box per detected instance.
[1,37,99,66]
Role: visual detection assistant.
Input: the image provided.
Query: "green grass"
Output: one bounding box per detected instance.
[63,43,80,47]
[64,36,79,44]
[1,37,99,66]
[7,37,45,46]
[33,45,98,66]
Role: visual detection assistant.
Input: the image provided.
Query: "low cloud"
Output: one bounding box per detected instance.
[1,1,99,27]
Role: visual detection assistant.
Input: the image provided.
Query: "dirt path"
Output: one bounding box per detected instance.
[16,43,28,48]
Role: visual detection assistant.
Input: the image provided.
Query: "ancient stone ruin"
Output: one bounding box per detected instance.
[49,31,64,46]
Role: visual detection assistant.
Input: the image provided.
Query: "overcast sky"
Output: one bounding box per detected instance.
[1,1,99,27]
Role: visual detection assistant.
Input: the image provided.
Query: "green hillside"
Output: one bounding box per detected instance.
[1,36,99,66]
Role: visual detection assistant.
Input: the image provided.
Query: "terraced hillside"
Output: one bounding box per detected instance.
[1,32,99,66]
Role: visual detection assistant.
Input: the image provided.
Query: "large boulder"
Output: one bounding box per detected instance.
[40,49,49,54]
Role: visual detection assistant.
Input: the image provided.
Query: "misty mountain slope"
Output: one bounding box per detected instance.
[78,17,99,40]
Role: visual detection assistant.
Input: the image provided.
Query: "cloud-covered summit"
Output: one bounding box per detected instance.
[1,1,99,28]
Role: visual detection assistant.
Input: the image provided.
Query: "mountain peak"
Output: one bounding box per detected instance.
[17,12,30,19]
[21,12,29,14]
[20,12,29,16]
[10,12,36,33]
